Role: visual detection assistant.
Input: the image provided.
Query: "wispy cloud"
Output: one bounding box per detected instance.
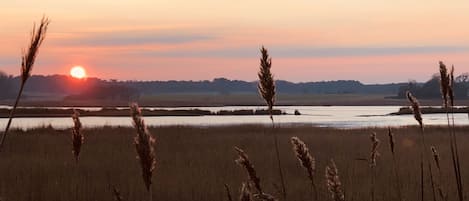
[53,30,216,46]
[125,45,469,58]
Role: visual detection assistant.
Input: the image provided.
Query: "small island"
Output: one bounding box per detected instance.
[391,106,469,115]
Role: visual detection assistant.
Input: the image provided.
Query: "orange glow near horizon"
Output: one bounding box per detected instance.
[70,66,87,79]
[3,1,469,83]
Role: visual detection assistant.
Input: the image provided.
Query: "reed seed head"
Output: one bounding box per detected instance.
[406,91,423,130]
[431,146,441,171]
[449,65,455,107]
[325,159,345,201]
[439,61,450,108]
[71,109,84,162]
[290,137,316,183]
[21,16,50,85]
[370,132,380,167]
[234,147,263,194]
[258,46,276,120]
[130,103,156,191]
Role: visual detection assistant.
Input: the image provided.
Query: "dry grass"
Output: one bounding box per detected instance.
[1,125,469,200]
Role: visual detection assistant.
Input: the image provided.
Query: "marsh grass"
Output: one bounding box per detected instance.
[1,125,468,201]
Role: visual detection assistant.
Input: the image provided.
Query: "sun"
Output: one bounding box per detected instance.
[70,66,87,79]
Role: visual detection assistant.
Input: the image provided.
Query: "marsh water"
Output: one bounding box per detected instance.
[0,106,467,129]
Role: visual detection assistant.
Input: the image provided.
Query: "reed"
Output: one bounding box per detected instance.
[234,147,263,194]
[388,128,403,201]
[369,132,380,201]
[258,46,275,121]
[71,109,84,163]
[325,159,345,201]
[130,103,156,199]
[290,137,317,201]
[257,46,286,200]
[234,147,277,201]
[0,16,50,151]
[439,62,463,201]
[407,91,437,201]
[431,146,447,201]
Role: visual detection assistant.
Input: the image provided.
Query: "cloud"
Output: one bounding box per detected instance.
[126,45,469,58]
[53,30,216,46]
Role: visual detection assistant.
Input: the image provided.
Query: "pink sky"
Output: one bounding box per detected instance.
[2,1,469,83]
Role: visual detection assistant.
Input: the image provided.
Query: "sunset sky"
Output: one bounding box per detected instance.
[2,1,469,83]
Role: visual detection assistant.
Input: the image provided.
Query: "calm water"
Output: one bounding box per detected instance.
[0,106,468,130]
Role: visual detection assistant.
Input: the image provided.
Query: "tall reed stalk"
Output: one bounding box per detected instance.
[290,137,317,201]
[388,128,403,201]
[258,46,286,200]
[71,109,84,163]
[130,103,156,201]
[0,17,50,151]
[407,91,436,201]
[369,133,380,201]
[439,61,463,201]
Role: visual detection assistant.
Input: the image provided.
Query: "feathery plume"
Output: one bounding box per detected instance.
[21,16,50,85]
[325,159,345,201]
[131,103,156,192]
[258,46,276,121]
[370,132,380,167]
[71,109,84,162]
[235,147,262,194]
[291,137,317,200]
[449,65,455,107]
[406,91,423,129]
[291,137,316,183]
[0,16,50,151]
[439,61,450,108]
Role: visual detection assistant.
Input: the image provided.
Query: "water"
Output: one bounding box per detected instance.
[0,106,467,130]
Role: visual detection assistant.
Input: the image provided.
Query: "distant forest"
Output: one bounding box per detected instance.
[1,71,469,100]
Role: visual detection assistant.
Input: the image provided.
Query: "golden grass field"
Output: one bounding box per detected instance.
[0,125,468,201]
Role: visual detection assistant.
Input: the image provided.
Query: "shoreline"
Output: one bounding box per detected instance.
[0,108,285,118]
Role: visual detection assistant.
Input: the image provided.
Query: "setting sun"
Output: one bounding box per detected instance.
[70,66,86,79]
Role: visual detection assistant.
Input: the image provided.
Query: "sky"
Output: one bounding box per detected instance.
[2,1,469,84]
